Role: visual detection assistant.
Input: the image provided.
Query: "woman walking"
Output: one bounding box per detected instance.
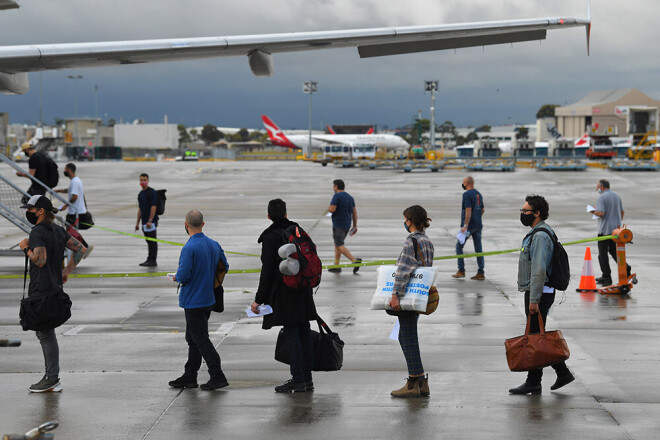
[389,205,434,398]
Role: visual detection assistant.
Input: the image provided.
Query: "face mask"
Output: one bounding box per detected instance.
[520,213,535,227]
[64,171,70,178]
[140,182,148,189]
[26,211,38,225]
[461,184,466,190]
[404,221,410,232]
[185,225,189,235]
[596,188,603,194]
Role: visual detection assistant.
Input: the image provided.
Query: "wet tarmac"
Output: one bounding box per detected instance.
[1,161,659,439]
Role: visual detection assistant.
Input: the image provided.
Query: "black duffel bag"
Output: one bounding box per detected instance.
[77,211,94,230]
[275,317,344,372]
[18,256,72,331]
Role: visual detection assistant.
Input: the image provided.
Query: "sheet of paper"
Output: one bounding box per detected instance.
[246,304,273,318]
[587,204,599,219]
[456,230,468,245]
[325,212,332,217]
[389,320,400,341]
[166,272,175,281]
[142,223,156,232]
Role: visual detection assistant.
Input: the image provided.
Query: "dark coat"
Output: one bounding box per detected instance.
[254,219,317,330]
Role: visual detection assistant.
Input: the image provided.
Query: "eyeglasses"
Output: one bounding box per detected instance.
[520,209,535,213]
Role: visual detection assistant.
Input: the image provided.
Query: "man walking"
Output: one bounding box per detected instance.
[169,210,229,391]
[55,163,93,258]
[15,143,51,203]
[251,199,318,393]
[328,179,361,273]
[19,195,86,392]
[591,179,630,285]
[135,173,158,267]
[509,194,574,395]
[453,176,485,280]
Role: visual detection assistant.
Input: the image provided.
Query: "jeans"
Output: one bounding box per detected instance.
[597,234,630,279]
[282,322,314,384]
[456,229,484,273]
[398,312,424,376]
[524,291,570,384]
[35,329,59,380]
[184,306,224,380]
[143,225,158,262]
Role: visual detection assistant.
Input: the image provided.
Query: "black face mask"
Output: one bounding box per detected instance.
[461,184,466,190]
[64,171,70,178]
[520,213,535,227]
[26,211,39,225]
[185,225,189,236]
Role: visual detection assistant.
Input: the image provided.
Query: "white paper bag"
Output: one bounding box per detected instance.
[370,265,438,313]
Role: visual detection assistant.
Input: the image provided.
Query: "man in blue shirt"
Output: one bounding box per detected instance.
[170,210,229,391]
[328,179,361,273]
[135,173,159,267]
[453,176,486,280]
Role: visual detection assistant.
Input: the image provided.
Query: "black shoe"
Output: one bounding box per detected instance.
[200,376,228,391]
[139,260,157,267]
[550,372,575,391]
[275,379,306,393]
[168,375,198,389]
[305,380,314,391]
[328,267,341,273]
[353,258,362,274]
[595,276,612,285]
[509,382,541,395]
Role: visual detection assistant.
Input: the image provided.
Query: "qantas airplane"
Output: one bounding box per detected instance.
[0,3,590,94]
[262,115,409,151]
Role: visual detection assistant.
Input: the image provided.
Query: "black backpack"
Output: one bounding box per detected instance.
[37,152,59,188]
[526,227,570,291]
[155,189,167,215]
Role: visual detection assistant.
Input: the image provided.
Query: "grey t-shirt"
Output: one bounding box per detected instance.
[596,190,623,235]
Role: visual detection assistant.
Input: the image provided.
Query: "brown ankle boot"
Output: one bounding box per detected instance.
[391,377,421,398]
[419,374,430,397]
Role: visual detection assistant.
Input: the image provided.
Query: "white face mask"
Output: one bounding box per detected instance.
[596,188,603,194]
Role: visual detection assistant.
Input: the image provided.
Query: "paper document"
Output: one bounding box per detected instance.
[325,212,332,217]
[587,205,598,219]
[389,321,400,341]
[143,223,156,232]
[166,273,176,281]
[349,227,357,236]
[456,230,469,245]
[246,304,273,318]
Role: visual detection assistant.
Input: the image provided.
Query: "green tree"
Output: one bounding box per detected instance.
[177,124,191,147]
[200,124,223,145]
[438,120,457,139]
[455,135,467,146]
[536,104,558,119]
[54,117,65,126]
[466,131,479,143]
[515,126,529,140]
[409,118,430,144]
[475,124,491,133]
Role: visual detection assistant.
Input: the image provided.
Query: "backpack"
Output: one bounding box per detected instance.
[155,189,167,215]
[38,152,59,188]
[527,227,570,291]
[280,224,322,289]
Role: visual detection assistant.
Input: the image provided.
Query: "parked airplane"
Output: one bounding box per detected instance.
[262,115,409,151]
[0,3,590,94]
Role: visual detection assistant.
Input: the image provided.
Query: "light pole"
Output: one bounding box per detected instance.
[67,75,83,147]
[94,85,99,148]
[303,81,318,158]
[425,80,438,151]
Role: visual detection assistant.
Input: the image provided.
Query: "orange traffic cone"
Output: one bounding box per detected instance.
[576,247,598,292]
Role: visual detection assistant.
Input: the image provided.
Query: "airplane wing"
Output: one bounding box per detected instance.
[0,14,590,94]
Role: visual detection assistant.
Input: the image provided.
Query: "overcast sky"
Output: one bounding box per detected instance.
[0,0,656,130]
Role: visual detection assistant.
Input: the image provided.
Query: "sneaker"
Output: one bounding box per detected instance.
[200,376,229,391]
[139,260,157,267]
[83,244,94,259]
[419,374,430,397]
[391,377,421,398]
[28,375,62,393]
[452,271,465,278]
[305,380,314,391]
[471,273,485,280]
[275,379,306,393]
[328,267,341,273]
[168,374,198,389]
[353,258,362,274]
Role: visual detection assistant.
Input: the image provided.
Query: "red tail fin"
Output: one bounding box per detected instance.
[366,127,374,134]
[326,125,336,135]
[261,115,297,149]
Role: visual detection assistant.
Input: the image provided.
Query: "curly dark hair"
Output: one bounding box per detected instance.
[403,205,431,231]
[525,194,549,220]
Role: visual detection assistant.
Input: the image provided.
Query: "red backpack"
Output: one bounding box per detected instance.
[281,225,322,289]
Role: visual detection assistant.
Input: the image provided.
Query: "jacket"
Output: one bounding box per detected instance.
[254,218,317,330]
[517,221,554,304]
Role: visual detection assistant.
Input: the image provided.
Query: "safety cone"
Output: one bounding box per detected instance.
[576,247,598,292]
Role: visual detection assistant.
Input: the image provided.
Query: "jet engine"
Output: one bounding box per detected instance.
[0,72,29,94]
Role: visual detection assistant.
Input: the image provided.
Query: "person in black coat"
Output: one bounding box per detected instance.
[251,199,317,393]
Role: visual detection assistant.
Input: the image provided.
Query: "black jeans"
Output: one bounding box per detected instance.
[597,234,630,279]
[524,291,570,384]
[184,306,224,380]
[282,322,314,384]
[143,223,158,262]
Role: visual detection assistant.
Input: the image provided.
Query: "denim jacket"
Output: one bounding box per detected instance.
[517,221,554,304]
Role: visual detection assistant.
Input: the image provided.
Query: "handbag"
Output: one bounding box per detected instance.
[77,211,94,230]
[19,256,72,332]
[275,317,344,372]
[504,313,570,372]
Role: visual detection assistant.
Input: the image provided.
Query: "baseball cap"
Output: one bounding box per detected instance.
[21,142,34,152]
[21,195,54,212]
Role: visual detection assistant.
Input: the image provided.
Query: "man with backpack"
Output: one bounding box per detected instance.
[250,199,319,393]
[509,194,574,395]
[135,173,159,267]
[16,143,58,203]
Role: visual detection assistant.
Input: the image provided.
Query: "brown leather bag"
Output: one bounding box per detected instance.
[504,313,570,372]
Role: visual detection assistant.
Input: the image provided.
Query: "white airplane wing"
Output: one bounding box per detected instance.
[0,14,590,94]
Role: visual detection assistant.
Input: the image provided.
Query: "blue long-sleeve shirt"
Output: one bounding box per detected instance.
[175,232,228,309]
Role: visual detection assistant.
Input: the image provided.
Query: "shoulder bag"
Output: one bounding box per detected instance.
[275,316,344,371]
[504,313,570,372]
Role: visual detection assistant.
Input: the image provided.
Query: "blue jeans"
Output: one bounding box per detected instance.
[456,229,484,273]
[283,322,314,384]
